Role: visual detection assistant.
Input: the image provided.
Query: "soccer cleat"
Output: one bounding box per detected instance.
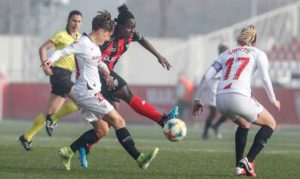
[45,116,57,137]
[201,133,209,140]
[58,147,74,171]
[212,127,222,139]
[159,106,179,127]
[136,148,159,169]
[235,166,247,176]
[239,157,257,177]
[19,135,32,151]
[79,147,88,168]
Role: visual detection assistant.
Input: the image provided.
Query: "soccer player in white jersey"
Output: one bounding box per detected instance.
[192,25,280,177]
[43,11,158,171]
[202,44,228,140]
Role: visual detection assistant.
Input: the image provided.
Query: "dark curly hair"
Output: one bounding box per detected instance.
[115,4,134,25]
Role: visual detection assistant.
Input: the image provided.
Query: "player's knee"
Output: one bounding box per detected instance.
[268,116,276,130]
[95,129,108,138]
[114,115,126,128]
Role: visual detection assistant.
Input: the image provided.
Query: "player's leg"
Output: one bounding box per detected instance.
[72,120,109,168]
[109,71,178,127]
[212,115,227,139]
[103,109,159,169]
[202,105,217,139]
[45,68,76,136]
[233,118,251,169]
[245,107,276,163]
[237,98,275,177]
[216,93,248,176]
[50,101,78,123]
[19,93,65,150]
[44,94,67,136]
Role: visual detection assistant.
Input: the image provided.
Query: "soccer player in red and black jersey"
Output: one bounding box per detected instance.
[72,4,179,168]
[99,4,178,127]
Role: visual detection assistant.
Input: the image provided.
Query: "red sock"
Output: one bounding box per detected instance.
[129,96,163,122]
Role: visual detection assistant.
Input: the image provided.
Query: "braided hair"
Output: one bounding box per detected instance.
[115,4,134,25]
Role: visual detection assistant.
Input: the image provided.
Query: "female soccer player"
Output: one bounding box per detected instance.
[202,44,228,140]
[19,10,83,150]
[43,10,158,171]
[192,25,280,177]
[77,3,178,168]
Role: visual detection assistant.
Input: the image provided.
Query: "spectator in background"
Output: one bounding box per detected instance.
[202,44,228,140]
[176,72,195,122]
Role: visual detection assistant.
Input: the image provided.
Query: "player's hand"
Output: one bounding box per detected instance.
[41,60,53,76]
[157,55,171,70]
[105,75,115,91]
[273,100,281,111]
[192,99,204,116]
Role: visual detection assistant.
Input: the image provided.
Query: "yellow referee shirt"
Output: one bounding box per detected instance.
[50,30,81,72]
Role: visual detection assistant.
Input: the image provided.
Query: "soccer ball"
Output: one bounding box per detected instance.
[163,118,187,142]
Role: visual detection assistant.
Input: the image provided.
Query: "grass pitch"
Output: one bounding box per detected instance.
[0,120,299,179]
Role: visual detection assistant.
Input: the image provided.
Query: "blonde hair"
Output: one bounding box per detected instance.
[237,25,257,45]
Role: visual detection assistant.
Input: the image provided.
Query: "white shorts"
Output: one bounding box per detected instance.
[216,93,263,123]
[71,87,114,122]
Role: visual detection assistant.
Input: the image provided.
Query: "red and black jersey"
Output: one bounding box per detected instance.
[100,31,143,70]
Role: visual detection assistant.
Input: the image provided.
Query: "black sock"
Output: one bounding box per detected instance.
[70,129,98,153]
[247,126,273,162]
[158,115,166,128]
[116,127,140,160]
[235,126,249,166]
[46,114,53,121]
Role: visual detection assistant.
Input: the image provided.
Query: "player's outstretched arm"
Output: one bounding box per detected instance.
[138,38,171,70]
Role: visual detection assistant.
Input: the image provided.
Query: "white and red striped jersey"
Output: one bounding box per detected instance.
[49,33,109,93]
[195,45,276,104]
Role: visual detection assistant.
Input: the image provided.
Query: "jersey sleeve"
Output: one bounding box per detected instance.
[49,39,83,63]
[50,31,62,46]
[256,51,276,103]
[194,64,220,100]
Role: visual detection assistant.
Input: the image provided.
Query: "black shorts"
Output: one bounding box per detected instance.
[50,67,74,97]
[100,70,127,103]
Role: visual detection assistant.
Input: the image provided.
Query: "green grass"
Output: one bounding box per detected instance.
[0,120,300,179]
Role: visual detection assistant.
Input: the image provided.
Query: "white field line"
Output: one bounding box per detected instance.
[8,136,300,155]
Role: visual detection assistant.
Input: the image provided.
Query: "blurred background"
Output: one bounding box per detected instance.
[1,0,300,125]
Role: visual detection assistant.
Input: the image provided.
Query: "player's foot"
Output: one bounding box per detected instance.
[212,127,222,139]
[202,133,209,140]
[239,157,256,177]
[136,148,159,169]
[158,106,179,127]
[45,116,57,137]
[19,135,32,151]
[79,147,88,168]
[58,147,74,171]
[235,166,247,176]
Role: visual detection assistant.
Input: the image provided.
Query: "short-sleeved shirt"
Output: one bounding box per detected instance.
[50,30,81,72]
[100,31,143,70]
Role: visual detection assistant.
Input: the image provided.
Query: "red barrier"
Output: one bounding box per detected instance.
[3,83,300,124]
[0,74,8,119]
